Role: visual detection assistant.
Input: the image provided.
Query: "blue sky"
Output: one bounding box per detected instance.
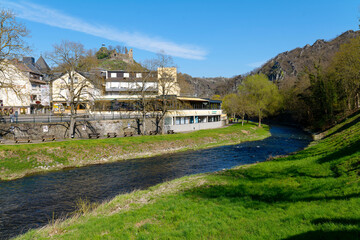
[0,0,359,77]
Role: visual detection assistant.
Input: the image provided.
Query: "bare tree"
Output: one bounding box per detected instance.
[47,40,101,138]
[126,61,157,135]
[152,53,179,133]
[125,53,178,134]
[0,9,30,104]
[115,45,125,54]
[0,9,29,62]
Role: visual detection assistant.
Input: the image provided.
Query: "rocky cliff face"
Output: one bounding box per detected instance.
[190,77,231,97]
[180,75,243,98]
[256,30,360,89]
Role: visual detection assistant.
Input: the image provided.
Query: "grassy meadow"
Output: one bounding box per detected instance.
[0,122,270,181]
[15,113,360,239]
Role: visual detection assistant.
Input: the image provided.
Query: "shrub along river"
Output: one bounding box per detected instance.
[0,125,312,239]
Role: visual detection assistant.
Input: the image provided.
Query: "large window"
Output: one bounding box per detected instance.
[175,117,191,125]
[128,82,137,89]
[110,82,120,88]
[67,77,79,84]
[31,83,38,91]
[190,116,194,124]
[164,117,172,125]
[144,82,157,89]
[208,115,220,122]
[198,116,207,123]
[123,73,129,78]
[136,73,142,78]
[110,73,117,78]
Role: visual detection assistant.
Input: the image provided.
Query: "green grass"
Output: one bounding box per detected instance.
[16,113,360,239]
[0,123,269,181]
[98,59,144,70]
[99,59,128,70]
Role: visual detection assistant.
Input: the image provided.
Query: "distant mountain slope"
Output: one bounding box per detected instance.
[189,76,231,97]
[256,30,360,89]
[185,31,360,98]
[178,74,243,98]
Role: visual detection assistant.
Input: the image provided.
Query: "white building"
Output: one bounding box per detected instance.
[0,59,225,132]
[19,57,50,114]
[0,57,50,115]
[0,62,31,114]
[95,68,224,133]
[164,97,224,133]
[51,71,102,113]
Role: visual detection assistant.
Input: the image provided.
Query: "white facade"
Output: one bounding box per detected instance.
[163,109,224,133]
[100,67,179,101]
[0,63,32,114]
[164,120,224,133]
[52,71,101,104]
[157,67,180,96]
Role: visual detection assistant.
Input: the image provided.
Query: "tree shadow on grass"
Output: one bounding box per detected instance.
[283,218,360,240]
[205,166,358,204]
[283,229,360,240]
[236,166,332,180]
[312,217,360,226]
[316,139,360,165]
[184,181,359,204]
[324,111,360,139]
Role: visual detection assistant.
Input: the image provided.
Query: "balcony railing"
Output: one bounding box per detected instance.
[105,87,158,92]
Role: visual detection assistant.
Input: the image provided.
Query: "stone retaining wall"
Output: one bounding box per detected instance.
[0,118,158,140]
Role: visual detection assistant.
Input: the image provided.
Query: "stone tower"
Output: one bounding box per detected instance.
[128,48,133,60]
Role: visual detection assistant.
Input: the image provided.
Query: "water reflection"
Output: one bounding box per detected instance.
[0,125,311,239]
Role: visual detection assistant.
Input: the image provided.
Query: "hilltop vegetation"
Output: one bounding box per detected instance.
[98,58,142,71]
[18,111,360,240]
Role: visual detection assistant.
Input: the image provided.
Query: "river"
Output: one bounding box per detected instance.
[0,125,311,239]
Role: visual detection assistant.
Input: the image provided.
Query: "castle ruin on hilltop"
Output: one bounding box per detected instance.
[109,47,134,63]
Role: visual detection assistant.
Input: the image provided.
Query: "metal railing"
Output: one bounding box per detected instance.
[0,112,157,124]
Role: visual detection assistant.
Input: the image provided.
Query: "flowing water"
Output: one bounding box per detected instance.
[0,125,311,239]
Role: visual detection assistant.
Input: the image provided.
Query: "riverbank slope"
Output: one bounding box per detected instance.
[17,112,360,239]
[0,123,270,181]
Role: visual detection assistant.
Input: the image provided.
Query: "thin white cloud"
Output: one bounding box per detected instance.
[247,61,266,68]
[0,1,207,60]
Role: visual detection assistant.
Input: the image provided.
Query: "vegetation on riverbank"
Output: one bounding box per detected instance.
[0,123,270,181]
[16,113,360,239]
